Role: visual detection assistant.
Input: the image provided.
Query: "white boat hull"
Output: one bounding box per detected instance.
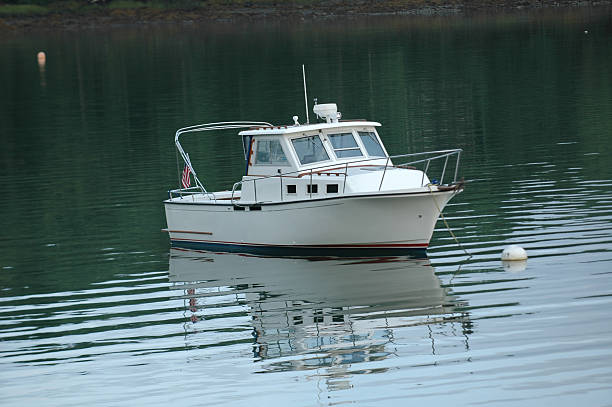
[164,188,459,255]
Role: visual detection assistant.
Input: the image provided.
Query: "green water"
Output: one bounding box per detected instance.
[1,9,611,406]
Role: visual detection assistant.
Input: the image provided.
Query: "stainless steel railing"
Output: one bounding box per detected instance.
[226,149,462,205]
[173,121,273,200]
[168,149,461,203]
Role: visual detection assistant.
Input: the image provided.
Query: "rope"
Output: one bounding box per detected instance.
[427,184,472,259]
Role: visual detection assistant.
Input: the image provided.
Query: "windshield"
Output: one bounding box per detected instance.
[358,131,386,157]
[328,133,363,158]
[291,135,330,165]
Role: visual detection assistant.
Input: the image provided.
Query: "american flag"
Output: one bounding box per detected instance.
[181,164,191,189]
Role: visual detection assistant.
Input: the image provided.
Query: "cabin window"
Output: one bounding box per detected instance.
[326,184,339,193]
[307,184,318,194]
[254,139,289,165]
[328,133,363,158]
[287,184,296,194]
[358,132,386,157]
[291,135,329,165]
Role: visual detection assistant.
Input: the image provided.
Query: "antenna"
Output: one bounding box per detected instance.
[302,64,309,124]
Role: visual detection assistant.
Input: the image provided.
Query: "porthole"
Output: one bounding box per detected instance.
[327,184,339,193]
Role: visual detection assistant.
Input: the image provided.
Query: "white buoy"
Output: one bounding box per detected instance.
[501,245,528,261]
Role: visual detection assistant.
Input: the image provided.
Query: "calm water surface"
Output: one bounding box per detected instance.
[1,9,611,406]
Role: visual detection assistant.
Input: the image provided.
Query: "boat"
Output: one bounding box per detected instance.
[163,102,463,255]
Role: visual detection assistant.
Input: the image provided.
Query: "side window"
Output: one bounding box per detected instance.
[326,184,339,193]
[254,139,289,165]
[328,133,363,158]
[358,132,386,157]
[291,135,330,165]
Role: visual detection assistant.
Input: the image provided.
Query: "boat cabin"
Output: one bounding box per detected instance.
[232,104,428,203]
[241,122,388,177]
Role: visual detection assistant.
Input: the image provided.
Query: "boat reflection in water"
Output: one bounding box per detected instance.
[169,249,471,382]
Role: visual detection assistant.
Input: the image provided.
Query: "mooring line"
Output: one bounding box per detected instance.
[428,184,472,259]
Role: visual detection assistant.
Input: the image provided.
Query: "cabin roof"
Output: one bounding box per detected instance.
[238,120,381,136]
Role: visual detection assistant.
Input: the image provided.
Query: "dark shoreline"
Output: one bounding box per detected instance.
[1,0,610,31]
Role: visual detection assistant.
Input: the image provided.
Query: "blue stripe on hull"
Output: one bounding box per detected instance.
[170,240,428,258]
